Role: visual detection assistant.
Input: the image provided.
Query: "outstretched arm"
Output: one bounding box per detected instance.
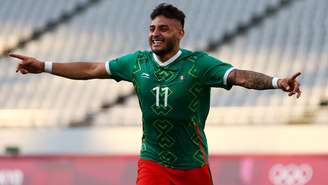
[9,54,110,80]
[227,69,302,98]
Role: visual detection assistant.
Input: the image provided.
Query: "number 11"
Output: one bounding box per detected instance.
[152,86,169,107]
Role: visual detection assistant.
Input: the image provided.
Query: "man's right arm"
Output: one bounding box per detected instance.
[9,54,110,80]
[50,62,109,80]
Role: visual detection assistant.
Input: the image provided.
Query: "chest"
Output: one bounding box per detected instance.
[132,61,203,108]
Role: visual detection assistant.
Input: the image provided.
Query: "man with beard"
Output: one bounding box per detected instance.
[9,3,301,185]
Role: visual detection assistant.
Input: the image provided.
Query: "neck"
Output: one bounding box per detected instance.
[157,47,180,62]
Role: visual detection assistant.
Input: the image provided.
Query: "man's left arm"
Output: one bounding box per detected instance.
[227,69,302,98]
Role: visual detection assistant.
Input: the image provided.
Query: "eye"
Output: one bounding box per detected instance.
[159,26,169,32]
[149,26,155,32]
[161,28,168,32]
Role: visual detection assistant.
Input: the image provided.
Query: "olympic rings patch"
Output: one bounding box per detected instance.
[269,163,313,185]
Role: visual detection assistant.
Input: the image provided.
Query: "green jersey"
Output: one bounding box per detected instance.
[106,49,234,169]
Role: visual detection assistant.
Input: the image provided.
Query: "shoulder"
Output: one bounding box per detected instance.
[180,48,207,58]
[135,50,152,58]
[180,49,220,63]
[185,50,225,68]
[184,49,233,75]
[110,50,151,64]
[195,51,223,64]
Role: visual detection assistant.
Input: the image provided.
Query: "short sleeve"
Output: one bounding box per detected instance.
[199,54,234,90]
[106,52,139,82]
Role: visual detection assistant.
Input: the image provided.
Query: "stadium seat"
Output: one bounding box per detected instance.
[0,0,327,126]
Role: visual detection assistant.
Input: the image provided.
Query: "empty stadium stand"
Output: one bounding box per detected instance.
[0,0,327,127]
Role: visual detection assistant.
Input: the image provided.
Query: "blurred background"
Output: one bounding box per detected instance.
[0,0,327,184]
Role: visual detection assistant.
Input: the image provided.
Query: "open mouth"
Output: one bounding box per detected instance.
[152,39,164,47]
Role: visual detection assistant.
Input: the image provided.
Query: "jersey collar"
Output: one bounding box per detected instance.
[152,50,182,67]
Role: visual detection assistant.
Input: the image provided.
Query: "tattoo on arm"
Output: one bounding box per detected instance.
[228,69,274,90]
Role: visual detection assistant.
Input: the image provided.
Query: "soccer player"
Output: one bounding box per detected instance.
[9,3,301,185]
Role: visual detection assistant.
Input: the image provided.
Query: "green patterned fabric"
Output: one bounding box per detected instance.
[107,49,233,169]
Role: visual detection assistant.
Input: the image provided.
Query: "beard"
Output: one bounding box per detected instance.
[149,37,176,57]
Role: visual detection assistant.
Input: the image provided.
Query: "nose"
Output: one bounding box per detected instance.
[151,27,160,37]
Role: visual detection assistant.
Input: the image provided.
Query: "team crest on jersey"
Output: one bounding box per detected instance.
[180,75,185,80]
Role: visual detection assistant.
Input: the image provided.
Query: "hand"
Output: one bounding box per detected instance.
[9,54,44,74]
[278,72,302,98]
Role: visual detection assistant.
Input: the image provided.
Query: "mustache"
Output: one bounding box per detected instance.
[150,36,165,41]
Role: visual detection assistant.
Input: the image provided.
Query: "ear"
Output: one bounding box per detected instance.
[178,29,185,39]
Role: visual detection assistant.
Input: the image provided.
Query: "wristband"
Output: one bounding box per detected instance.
[272,77,280,89]
[44,61,53,73]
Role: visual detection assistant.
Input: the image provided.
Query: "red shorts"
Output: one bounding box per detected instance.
[136,159,213,185]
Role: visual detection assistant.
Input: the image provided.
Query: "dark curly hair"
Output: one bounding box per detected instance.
[150,3,185,29]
